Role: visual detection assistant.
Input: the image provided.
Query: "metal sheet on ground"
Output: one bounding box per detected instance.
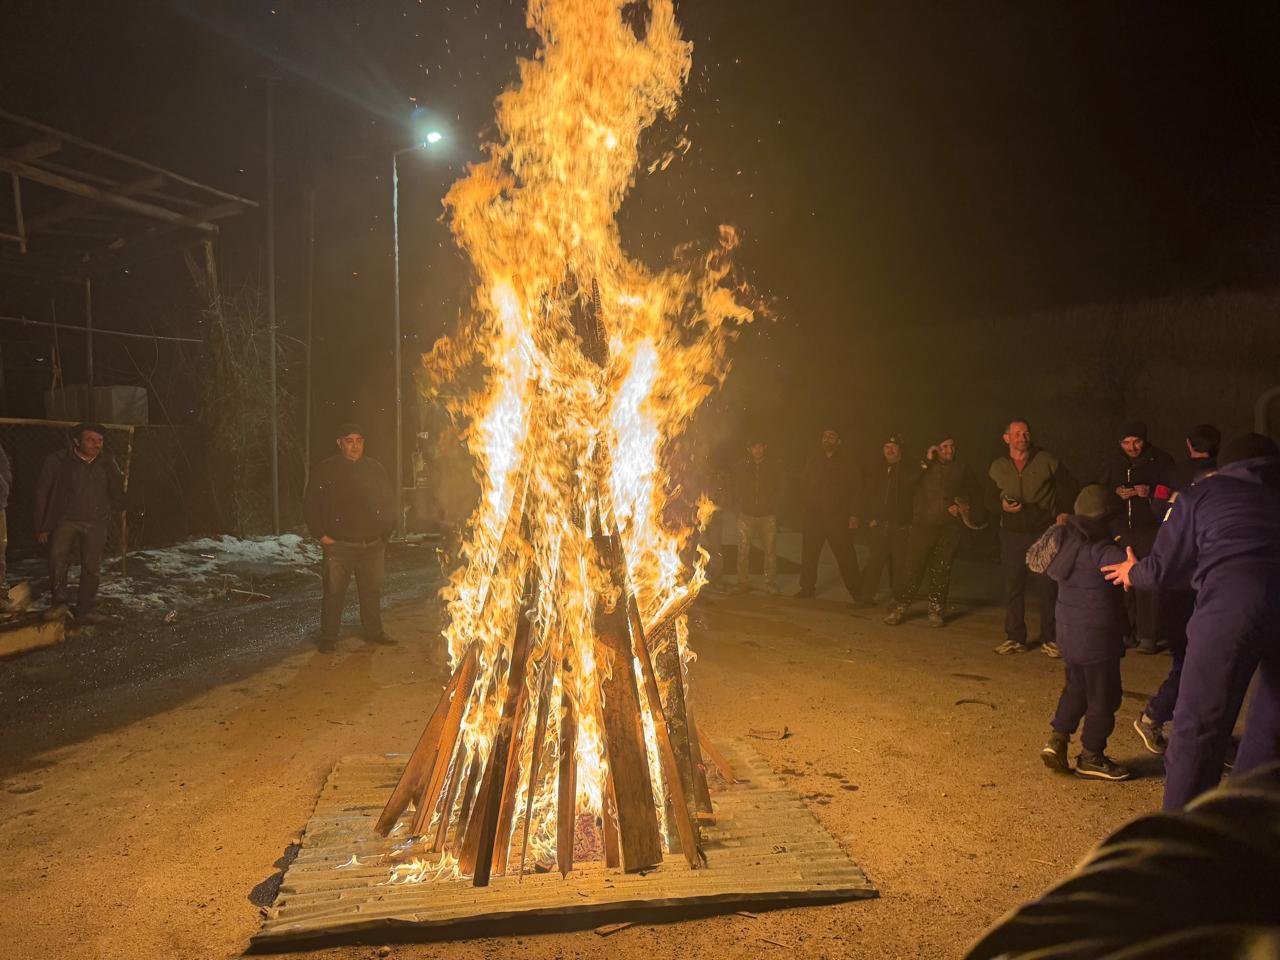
[251,739,877,950]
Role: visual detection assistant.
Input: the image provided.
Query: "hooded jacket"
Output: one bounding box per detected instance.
[1130,456,1280,596]
[1026,516,1127,663]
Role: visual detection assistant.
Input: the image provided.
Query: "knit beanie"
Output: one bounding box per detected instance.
[1117,420,1148,442]
[1218,433,1279,467]
[1074,484,1111,519]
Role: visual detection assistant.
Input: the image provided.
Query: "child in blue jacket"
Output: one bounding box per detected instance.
[1026,484,1131,780]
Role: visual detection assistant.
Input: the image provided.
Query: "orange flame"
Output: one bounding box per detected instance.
[410,0,753,880]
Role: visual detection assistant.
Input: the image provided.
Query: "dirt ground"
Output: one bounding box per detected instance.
[0,569,1175,960]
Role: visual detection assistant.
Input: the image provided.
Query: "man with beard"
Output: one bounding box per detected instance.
[884,432,986,627]
[795,427,860,599]
[988,419,1076,657]
[1101,420,1174,654]
[1103,433,1280,810]
[852,432,915,606]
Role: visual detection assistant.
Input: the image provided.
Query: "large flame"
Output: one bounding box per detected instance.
[408,0,753,879]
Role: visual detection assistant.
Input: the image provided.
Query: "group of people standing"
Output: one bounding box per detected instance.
[725,419,1280,809]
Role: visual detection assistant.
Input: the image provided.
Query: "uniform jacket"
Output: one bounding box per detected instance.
[730,455,784,518]
[801,450,857,520]
[34,448,125,533]
[1130,455,1280,596]
[304,454,396,543]
[912,457,986,528]
[1027,517,1127,664]
[857,458,915,526]
[987,448,1077,534]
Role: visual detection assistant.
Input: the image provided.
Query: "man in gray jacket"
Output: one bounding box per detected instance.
[988,419,1076,656]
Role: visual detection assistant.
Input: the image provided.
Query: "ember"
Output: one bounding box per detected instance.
[376,0,754,887]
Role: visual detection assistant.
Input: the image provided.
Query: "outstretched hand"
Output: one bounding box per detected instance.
[1101,546,1138,590]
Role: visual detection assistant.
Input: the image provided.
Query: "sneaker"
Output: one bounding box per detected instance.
[792,588,815,599]
[926,610,945,628]
[995,638,1029,655]
[1041,640,1062,659]
[366,633,397,646]
[1074,752,1131,781]
[1136,637,1162,655]
[883,606,906,626]
[1133,714,1167,755]
[1040,733,1070,773]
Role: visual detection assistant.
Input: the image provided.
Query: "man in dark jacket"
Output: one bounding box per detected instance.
[1103,433,1280,810]
[34,422,125,620]
[304,423,396,650]
[795,427,860,599]
[1028,485,1130,781]
[884,433,986,627]
[988,420,1077,657]
[852,432,915,606]
[1134,422,1220,754]
[730,437,784,593]
[1101,419,1174,653]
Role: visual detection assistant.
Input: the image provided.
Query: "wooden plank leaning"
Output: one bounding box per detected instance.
[374,643,476,837]
[408,643,481,837]
[556,671,578,877]
[517,656,556,878]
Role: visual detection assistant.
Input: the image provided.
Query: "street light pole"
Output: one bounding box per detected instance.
[391,150,404,538]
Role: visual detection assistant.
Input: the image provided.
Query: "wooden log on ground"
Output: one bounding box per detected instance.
[556,673,578,877]
[409,643,480,836]
[469,573,538,887]
[593,533,663,873]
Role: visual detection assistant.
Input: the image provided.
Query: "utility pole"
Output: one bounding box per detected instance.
[304,186,315,483]
[391,152,404,537]
[264,76,281,534]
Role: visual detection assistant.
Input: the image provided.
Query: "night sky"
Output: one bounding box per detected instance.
[3,1,1279,461]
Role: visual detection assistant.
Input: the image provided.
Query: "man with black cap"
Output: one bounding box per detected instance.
[304,423,396,650]
[730,435,784,593]
[988,419,1077,656]
[794,427,860,599]
[1103,432,1280,810]
[1100,420,1173,653]
[852,432,915,606]
[1134,422,1221,754]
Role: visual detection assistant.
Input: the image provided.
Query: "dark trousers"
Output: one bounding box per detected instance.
[1051,658,1123,754]
[1164,585,1280,810]
[893,522,961,610]
[799,513,860,596]
[855,522,909,602]
[321,539,386,639]
[1146,588,1194,725]
[49,519,108,611]
[1000,528,1058,645]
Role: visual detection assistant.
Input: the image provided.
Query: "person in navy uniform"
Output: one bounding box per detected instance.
[1103,432,1280,810]
[1028,485,1131,781]
[1133,423,1221,754]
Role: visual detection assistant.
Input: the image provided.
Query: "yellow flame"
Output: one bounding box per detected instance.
[396,0,753,883]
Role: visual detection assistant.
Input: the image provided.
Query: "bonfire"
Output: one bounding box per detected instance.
[378,0,755,887]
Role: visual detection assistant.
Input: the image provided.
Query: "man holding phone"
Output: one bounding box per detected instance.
[988,419,1077,656]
